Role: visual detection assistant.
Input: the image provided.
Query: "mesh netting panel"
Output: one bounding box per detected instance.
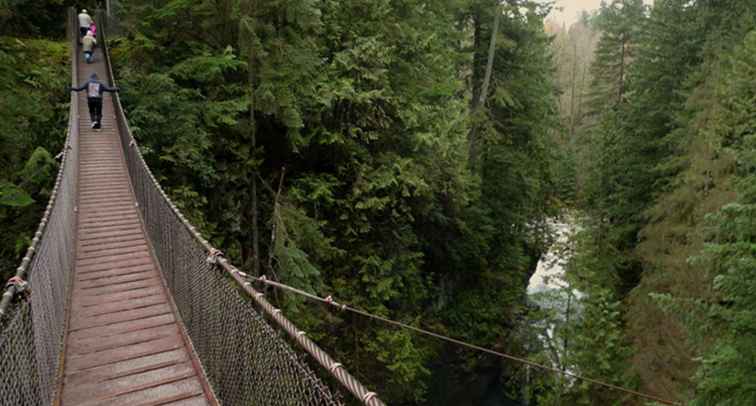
[29,122,78,404]
[0,302,41,406]
[119,133,341,406]
[0,158,77,405]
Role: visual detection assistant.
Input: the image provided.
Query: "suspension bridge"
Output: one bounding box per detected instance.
[0,10,383,406]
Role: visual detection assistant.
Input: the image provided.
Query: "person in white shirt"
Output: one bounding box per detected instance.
[78,9,93,40]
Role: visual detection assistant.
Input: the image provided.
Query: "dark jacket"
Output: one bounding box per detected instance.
[70,73,117,99]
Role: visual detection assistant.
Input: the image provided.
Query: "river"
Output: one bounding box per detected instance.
[427,219,579,406]
[528,219,575,295]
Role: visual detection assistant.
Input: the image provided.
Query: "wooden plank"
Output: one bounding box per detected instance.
[64,349,188,387]
[76,264,152,281]
[73,377,206,406]
[78,216,140,227]
[74,294,166,319]
[76,263,154,280]
[163,395,210,406]
[79,211,138,220]
[76,256,153,273]
[74,271,158,290]
[77,250,152,267]
[78,233,145,248]
[77,243,148,260]
[63,362,197,405]
[73,277,162,297]
[69,303,172,331]
[78,195,134,205]
[65,336,184,372]
[68,324,178,355]
[73,288,163,310]
[67,314,177,342]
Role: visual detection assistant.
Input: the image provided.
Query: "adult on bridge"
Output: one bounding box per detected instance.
[69,73,118,129]
[77,9,92,40]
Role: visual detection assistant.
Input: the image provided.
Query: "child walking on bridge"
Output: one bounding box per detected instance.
[82,31,97,63]
[69,73,119,129]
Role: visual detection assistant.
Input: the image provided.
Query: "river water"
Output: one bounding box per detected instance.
[429,219,579,406]
[528,220,575,295]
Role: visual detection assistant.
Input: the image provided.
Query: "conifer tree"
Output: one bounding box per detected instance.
[650,29,756,405]
[568,0,756,402]
[586,0,644,113]
[578,0,647,297]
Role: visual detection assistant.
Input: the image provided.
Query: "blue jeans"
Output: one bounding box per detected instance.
[84,51,93,63]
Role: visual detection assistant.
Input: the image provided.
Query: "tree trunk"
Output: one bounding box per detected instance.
[618,33,626,105]
[569,42,578,140]
[250,60,260,276]
[241,0,260,276]
[577,63,587,129]
[617,0,627,105]
[478,5,500,109]
[469,2,501,167]
[267,168,286,273]
[470,11,483,109]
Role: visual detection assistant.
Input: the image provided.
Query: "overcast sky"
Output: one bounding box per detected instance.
[546,0,654,27]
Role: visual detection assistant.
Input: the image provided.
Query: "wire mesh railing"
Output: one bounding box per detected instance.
[0,9,80,406]
[97,10,383,406]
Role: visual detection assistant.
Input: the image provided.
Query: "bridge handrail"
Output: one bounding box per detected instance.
[97,10,384,406]
[0,8,80,405]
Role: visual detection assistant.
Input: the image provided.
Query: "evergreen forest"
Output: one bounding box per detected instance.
[1,0,754,404]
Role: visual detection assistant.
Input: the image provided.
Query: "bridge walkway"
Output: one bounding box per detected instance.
[59,42,216,406]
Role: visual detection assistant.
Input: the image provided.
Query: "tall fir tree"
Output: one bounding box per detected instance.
[586,0,644,114]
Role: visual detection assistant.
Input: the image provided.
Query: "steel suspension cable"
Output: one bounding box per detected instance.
[247,274,681,406]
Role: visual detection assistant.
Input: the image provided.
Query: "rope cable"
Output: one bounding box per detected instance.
[248,275,681,406]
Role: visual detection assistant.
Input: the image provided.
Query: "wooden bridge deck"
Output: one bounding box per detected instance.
[59,45,216,406]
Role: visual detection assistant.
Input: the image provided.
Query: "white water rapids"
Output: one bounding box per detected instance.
[528,220,575,295]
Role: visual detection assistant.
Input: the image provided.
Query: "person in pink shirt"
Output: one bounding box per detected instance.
[88,21,97,38]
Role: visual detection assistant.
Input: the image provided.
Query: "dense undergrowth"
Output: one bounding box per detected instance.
[0,35,69,280]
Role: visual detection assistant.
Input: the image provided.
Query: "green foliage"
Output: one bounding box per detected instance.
[365,328,432,403]
[0,182,33,207]
[587,0,645,109]
[0,0,78,38]
[669,30,756,406]
[684,201,756,406]
[0,36,68,280]
[525,226,637,404]
[576,0,652,299]
[566,0,756,403]
[105,0,561,403]
[629,2,756,402]
[269,200,340,303]
[567,289,633,405]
